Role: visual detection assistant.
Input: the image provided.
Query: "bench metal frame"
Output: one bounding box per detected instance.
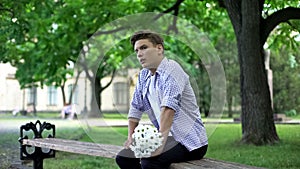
[19,120,55,169]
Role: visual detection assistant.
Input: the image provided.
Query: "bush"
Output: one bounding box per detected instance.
[284,109,297,117]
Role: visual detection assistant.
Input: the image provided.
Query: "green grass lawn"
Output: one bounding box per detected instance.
[206,124,300,169]
[45,124,299,169]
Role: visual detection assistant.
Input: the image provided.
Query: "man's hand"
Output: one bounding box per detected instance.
[151,143,164,157]
[123,137,133,149]
[125,118,139,149]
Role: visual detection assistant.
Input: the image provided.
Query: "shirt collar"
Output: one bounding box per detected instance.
[145,57,168,79]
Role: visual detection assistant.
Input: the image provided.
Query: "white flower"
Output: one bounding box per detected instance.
[130,124,163,158]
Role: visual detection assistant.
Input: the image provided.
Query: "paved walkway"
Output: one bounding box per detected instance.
[0,118,81,132]
[82,118,300,127]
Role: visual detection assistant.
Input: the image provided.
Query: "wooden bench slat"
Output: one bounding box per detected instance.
[184,158,263,169]
[170,158,264,169]
[40,138,122,152]
[170,162,200,169]
[22,138,123,158]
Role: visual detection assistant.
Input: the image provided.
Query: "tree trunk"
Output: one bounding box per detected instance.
[224,0,279,145]
[95,76,102,116]
[227,96,233,118]
[33,87,37,116]
[68,70,82,104]
[60,82,66,105]
[89,76,102,117]
[240,1,279,145]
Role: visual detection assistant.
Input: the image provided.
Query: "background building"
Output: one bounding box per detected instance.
[0,63,136,116]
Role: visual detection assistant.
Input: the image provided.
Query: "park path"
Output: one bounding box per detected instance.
[1,117,299,133]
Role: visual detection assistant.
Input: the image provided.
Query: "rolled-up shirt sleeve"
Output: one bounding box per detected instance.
[128,74,144,120]
[161,76,186,113]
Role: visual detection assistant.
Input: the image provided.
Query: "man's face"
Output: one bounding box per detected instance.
[134,39,163,70]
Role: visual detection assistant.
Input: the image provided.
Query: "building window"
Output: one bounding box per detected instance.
[27,87,37,105]
[113,82,128,105]
[68,84,78,104]
[48,86,57,105]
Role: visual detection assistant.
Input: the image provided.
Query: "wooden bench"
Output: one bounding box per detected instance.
[19,120,265,169]
[273,113,291,122]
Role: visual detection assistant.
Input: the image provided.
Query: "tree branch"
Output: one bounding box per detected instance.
[92,0,185,37]
[92,26,128,37]
[78,53,93,82]
[101,69,116,91]
[286,20,300,31]
[261,7,300,44]
[153,0,184,20]
[223,0,242,37]
[68,70,82,104]
[166,0,182,34]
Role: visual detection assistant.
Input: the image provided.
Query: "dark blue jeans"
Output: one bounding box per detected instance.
[115,137,208,169]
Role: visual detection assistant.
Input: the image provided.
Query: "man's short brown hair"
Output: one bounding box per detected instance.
[130,30,164,49]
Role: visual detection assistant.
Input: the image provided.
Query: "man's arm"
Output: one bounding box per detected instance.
[159,106,175,138]
[152,106,175,156]
[124,117,139,148]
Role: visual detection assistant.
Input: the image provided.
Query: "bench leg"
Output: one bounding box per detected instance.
[19,120,56,169]
[33,155,44,169]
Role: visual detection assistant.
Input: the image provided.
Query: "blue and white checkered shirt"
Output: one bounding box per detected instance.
[128,57,208,151]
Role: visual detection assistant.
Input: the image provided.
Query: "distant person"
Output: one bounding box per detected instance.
[12,108,20,116]
[61,104,76,119]
[115,30,208,169]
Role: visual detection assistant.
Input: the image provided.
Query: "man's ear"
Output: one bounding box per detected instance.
[157,44,163,50]
[157,44,163,54]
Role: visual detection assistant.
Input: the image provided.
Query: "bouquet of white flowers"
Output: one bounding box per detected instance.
[130,124,163,158]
